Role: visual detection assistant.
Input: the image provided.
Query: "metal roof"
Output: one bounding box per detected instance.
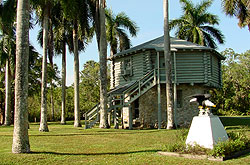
[112,36,225,59]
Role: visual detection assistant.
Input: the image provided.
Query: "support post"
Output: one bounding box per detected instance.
[173,51,178,127]
[157,52,161,129]
[128,105,133,130]
[84,112,87,129]
[114,108,119,129]
[108,112,111,126]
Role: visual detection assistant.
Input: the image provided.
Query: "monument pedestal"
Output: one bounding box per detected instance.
[186,115,228,149]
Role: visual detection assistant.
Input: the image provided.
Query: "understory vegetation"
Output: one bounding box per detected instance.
[164,126,250,158]
[0,60,104,123]
[210,49,250,116]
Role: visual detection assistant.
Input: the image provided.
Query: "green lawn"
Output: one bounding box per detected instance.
[0,119,250,165]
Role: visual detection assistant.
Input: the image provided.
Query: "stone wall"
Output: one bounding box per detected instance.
[138,84,210,128]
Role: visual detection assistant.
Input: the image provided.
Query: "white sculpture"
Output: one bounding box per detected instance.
[186,94,228,149]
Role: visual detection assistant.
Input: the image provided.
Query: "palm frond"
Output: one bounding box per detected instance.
[203,31,217,48]
[180,0,194,15]
[169,18,186,30]
[198,13,219,25]
[115,12,138,37]
[201,25,225,44]
[222,0,249,29]
[116,28,131,51]
[196,0,213,14]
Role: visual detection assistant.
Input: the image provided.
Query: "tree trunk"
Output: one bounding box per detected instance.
[163,0,174,129]
[12,0,30,153]
[61,39,66,125]
[73,21,81,127]
[48,19,55,122]
[39,6,49,132]
[50,86,54,121]
[4,60,11,126]
[99,0,109,128]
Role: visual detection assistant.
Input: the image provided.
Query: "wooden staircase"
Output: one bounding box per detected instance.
[84,69,157,129]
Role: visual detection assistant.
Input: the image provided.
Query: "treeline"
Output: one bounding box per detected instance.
[0,49,60,124]
[211,49,250,116]
[27,60,104,122]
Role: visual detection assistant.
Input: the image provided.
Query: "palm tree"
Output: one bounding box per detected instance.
[222,0,250,30]
[60,0,91,127]
[88,0,109,128]
[0,35,15,126]
[105,9,138,56]
[0,0,16,126]
[12,0,30,153]
[98,0,108,129]
[36,1,68,124]
[169,0,225,49]
[52,2,71,125]
[31,0,54,132]
[163,0,174,130]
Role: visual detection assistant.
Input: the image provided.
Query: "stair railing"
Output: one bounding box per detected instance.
[84,69,158,129]
[123,69,157,104]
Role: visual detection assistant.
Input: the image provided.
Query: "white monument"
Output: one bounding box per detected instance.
[185,94,228,149]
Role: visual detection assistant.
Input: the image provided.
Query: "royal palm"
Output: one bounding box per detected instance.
[0,0,16,126]
[60,0,91,127]
[105,8,138,56]
[170,0,225,49]
[222,0,249,30]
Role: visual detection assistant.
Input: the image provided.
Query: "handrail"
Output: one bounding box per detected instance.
[85,69,158,129]
[123,69,155,95]
[123,69,155,93]
[123,69,156,101]
[85,103,100,115]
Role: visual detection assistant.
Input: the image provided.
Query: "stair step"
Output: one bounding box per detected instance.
[85,69,157,129]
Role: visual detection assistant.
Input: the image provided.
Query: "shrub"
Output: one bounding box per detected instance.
[164,129,188,153]
[209,131,250,157]
[164,129,250,157]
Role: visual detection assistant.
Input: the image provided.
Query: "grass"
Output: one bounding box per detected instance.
[0,119,250,165]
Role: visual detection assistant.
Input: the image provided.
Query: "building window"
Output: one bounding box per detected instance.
[121,57,132,76]
[177,90,182,108]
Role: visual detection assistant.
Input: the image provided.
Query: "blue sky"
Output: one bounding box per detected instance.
[29,0,250,86]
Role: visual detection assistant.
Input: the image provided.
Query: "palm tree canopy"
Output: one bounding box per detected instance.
[0,0,16,36]
[169,0,225,49]
[222,0,250,30]
[105,8,139,55]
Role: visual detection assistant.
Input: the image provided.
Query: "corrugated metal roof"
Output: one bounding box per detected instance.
[112,36,224,59]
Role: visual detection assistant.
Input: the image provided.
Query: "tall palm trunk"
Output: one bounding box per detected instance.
[61,38,66,125]
[39,6,49,132]
[163,0,174,129]
[73,21,81,127]
[48,21,55,121]
[99,0,109,128]
[4,60,11,126]
[12,0,30,153]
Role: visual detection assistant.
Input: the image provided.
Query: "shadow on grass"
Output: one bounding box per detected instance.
[0,130,161,137]
[28,130,160,137]
[30,149,159,156]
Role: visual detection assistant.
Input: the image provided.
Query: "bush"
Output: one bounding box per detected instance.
[209,131,250,157]
[164,129,250,157]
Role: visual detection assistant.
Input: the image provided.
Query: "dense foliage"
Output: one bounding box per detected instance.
[27,60,109,122]
[211,49,250,116]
